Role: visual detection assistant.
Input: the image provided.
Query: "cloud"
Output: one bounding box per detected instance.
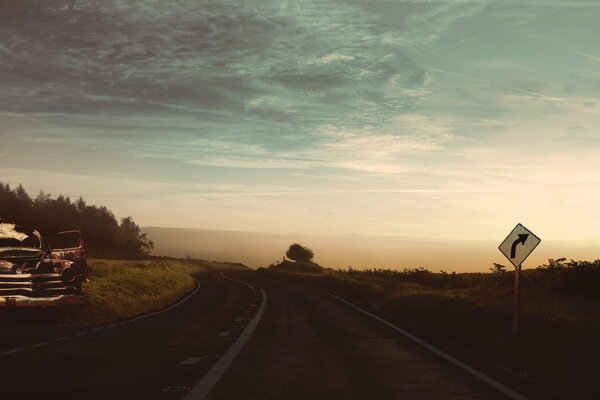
[572,51,600,62]
[313,53,356,64]
[0,0,428,144]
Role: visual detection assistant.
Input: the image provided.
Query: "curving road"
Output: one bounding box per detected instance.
[0,270,260,400]
[0,269,533,400]
[205,273,510,400]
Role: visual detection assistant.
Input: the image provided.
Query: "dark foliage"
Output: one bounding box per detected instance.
[268,259,323,273]
[285,243,314,262]
[0,183,153,258]
[537,258,600,298]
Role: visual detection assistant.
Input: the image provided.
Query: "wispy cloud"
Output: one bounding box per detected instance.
[572,51,600,62]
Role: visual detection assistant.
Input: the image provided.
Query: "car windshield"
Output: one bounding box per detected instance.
[0,235,41,249]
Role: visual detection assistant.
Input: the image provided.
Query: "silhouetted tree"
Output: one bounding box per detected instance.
[117,217,154,259]
[0,182,152,258]
[489,263,506,274]
[286,243,314,262]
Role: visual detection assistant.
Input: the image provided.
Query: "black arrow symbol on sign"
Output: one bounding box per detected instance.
[510,234,529,258]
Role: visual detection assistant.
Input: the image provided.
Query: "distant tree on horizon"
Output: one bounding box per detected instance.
[490,263,506,274]
[286,243,314,262]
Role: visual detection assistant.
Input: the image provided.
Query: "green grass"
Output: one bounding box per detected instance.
[259,262,600,399]
[77,257,247,323]
[1,257,246,326]
[78,258,196,322]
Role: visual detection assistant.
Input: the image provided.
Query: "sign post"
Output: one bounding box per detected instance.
[512,263,521,336]
[498,223,541,336]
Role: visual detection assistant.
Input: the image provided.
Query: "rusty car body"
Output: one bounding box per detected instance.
[0,223,87,308]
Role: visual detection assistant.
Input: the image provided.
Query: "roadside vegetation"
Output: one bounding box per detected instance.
[259,250,600,399]
[78,257,247,323]
[2,258,246,325]
[79,258,197,322]
[0,182,152,258]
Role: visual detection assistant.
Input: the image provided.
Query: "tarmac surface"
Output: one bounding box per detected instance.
[0,269,517,400]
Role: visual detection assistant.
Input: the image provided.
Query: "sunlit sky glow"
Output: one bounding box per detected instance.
[1,1,599,248]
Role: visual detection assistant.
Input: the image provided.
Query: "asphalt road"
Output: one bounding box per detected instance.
[206,273,509,400]
[0,270,260,400]
[0,269,520,400]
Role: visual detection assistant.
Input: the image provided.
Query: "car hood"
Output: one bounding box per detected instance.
[0,247,44,259]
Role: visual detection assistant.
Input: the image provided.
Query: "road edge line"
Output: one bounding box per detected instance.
[183,273,267,400]
[128,279,201,322]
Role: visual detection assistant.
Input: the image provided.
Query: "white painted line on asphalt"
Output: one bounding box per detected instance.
[52,336,70,342]
[220,273,256,290]
[162,385,191,393]
[181,357,203,365]
[29,343,47,348]
[1,348,24,355]
[92,327,104,332]
[184,274,267,400]
[74,331,89,336]
[218,331,230,337]
[339,298,529,400]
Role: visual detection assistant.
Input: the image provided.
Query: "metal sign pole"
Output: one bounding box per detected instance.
[512,263,521,337]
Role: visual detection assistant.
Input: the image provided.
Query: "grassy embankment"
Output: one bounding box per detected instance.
[258,259,600,399]
[8,258,246,325]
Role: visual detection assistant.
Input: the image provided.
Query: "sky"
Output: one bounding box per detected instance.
[1,1,599,260]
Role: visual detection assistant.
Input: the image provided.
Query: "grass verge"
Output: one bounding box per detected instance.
[1,257,246,326]
[78,257,247,323]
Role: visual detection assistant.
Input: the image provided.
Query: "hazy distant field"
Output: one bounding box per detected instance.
[142,227,599,273]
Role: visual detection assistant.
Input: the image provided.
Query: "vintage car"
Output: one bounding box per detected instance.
[0,222,87,307]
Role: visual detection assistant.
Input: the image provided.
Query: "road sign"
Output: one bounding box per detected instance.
[498,223,541,268]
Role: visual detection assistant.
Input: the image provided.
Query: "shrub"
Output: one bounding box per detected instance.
[285,243,314,262]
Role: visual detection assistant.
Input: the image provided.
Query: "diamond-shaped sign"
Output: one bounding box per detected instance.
[498,223,541,268]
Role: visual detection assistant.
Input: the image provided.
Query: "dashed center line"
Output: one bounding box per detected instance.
[1,348,24,355]
[181,357,202,365]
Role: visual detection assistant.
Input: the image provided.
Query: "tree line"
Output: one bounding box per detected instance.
[0,183,153,259]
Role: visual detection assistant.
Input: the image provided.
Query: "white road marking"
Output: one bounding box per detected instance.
[337,297,529,400]
[52,336,70,342]
[29,343,47,348]
[181,357,202,365]
[221,273,256,290]
[162,385,191,392]
[74,331,89,336]
[183,273,267,400]
[92,327,104,332]
[218,331,230,337]
[1,348,24,355]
